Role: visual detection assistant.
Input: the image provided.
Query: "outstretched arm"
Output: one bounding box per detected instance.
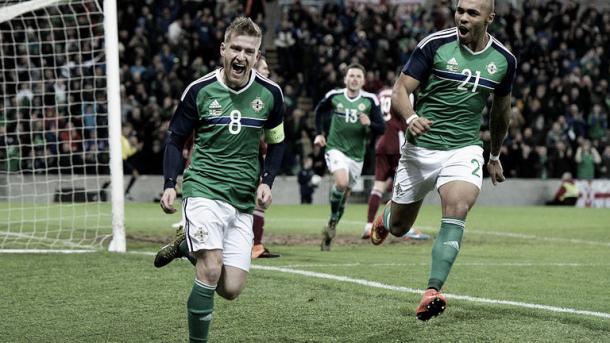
[486,93,511,185]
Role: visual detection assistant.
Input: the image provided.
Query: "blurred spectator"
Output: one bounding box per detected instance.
[600,146,610,178]
[297,156,318,204]
[548,141,574,179]
[574,139,601,180]
[545,172,579,206]
[121,123,142,199]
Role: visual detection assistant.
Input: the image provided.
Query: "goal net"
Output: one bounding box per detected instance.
[0,0,124,252]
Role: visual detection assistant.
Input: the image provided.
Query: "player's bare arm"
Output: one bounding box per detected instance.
[487,93,511,185]
[392,74,432,137]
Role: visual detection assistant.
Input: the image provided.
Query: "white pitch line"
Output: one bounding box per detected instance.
[251,265,610,319]
[274,262,610,268]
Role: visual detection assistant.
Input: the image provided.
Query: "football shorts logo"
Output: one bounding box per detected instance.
[209,99,222,116]
[487,62,497,74]
[358,103,366,111]
[251,97,264,112]
[193,226,209,243]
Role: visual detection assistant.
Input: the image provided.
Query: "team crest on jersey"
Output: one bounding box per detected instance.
[487,62,497,75]
[251,97,264,112]
[358,103,366,112]
[446,57,459,72]
[208,99,222,116]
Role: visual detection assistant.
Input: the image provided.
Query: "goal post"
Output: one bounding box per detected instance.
[0,0,125,253]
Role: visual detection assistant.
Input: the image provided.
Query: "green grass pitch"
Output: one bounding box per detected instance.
[2,203,609,342]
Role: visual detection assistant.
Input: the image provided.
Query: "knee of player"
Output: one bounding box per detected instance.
[217,286,243,300]
[196,265,222,284]
[334,182,348,192]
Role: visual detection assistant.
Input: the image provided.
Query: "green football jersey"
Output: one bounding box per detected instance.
[314,89,384,161]
[176,69,284,213]
[403,27,517,150]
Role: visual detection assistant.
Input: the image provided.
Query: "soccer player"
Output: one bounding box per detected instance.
[361,87,429,241]
[314,63,385,251]
[370,0,516,321]
[157,17,285,342]
[167,56,280,260]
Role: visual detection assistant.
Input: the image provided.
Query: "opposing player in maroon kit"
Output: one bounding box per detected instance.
[250,57,280,258]
[361,88,429,241]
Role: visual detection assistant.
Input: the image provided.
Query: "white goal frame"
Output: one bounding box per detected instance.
[0,0,124,253]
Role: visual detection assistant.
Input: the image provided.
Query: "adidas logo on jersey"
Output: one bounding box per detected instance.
[209,99,222,116]
[446,57,459,72]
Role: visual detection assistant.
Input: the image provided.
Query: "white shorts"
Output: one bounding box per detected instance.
[392,143,484,204]
[182,197,254,272]
[324,149,364,188]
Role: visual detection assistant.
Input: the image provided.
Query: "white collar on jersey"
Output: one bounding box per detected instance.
[343,89,362,102]
[215,68,257,94]
[460,32,493,55]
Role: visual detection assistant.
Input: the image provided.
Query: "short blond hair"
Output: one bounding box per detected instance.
[224,16,263,43]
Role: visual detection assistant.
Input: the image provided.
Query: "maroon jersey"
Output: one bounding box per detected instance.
[375,88,407,155]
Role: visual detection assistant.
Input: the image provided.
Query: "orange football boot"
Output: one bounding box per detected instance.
[416,288,447,321]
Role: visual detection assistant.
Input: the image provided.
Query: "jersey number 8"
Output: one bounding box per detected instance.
[229,110,242,134]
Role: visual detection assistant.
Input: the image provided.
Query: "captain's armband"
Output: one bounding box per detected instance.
[264,123,285,144]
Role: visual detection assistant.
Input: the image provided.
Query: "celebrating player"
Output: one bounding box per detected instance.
[156,17,285,342]
[166,56,280,260]
[361,86,429,241]
[314,63,385,251]
[370,0,516,321]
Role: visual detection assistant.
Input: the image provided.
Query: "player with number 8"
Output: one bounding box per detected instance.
[157,17,285,342]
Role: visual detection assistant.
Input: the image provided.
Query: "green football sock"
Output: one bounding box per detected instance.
[335,189,349,222]
[187,280,216,343]
[428,218,465,291]
[329,185,345,222]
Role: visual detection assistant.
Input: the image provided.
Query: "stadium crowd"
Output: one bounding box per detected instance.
[2,0,610,181]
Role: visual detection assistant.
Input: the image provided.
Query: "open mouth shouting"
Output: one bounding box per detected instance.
[227,59,248,86]
[232,60,246,75]
[458,25,470,40]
